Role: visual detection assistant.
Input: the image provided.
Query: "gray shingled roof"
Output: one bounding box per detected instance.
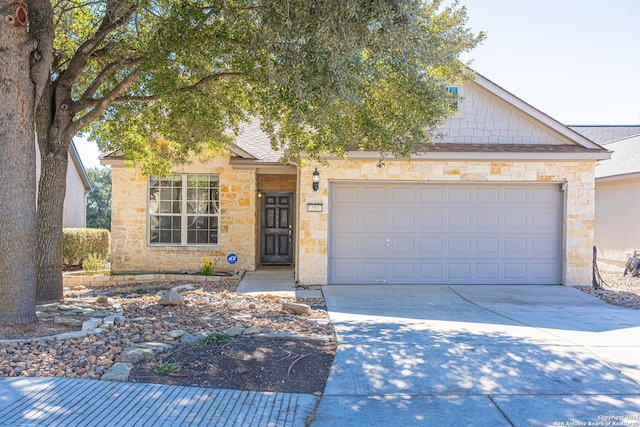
[595,134,640,179]
[232,120,284,162]
[568,125,640,144]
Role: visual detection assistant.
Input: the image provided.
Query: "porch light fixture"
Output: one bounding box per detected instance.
[258,190,262,198]
[312,168,320,191]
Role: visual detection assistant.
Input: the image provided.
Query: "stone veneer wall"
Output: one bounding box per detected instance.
[257,174,297,191]
[110,155,257,273]
[296,159,596,287]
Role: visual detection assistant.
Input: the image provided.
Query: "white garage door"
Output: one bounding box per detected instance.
[329,182,563,285]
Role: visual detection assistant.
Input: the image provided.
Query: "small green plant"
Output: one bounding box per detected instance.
[202,332,234,346]
[153,362,180,374]
[82,253,108,274]
[200,257,215,276]
[134,288,148,295]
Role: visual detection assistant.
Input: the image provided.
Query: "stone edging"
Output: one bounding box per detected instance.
[0,328,110,344]
[63,272,243,287]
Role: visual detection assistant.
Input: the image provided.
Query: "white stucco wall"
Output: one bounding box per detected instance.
[595,177,640,271]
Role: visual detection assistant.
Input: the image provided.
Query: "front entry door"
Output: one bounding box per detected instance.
[261,192,293,265]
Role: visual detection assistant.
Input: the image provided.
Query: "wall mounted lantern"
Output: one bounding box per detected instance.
[257,189,262,198]
[312,168,320,191]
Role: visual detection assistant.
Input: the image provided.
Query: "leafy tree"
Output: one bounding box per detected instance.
[86,167,112,230]
[1,0,483,321]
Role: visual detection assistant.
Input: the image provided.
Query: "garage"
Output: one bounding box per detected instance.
[329,182,563,285]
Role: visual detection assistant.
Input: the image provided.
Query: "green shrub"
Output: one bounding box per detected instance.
[82,253,108,273]
[202,332,234,346]
[63,228,110,266]
[153,362,180,375]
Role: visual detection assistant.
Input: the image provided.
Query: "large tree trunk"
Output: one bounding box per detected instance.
[0,5,38,324]
[36,136,69,302]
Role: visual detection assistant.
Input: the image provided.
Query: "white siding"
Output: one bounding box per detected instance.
[436,83,569,145]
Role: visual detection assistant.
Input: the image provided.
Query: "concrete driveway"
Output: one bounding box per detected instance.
[312,285,640,426]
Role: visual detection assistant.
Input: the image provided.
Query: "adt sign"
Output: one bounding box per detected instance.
[227,253,238,265]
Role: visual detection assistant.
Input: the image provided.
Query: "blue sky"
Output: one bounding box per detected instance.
[76,0,640,168]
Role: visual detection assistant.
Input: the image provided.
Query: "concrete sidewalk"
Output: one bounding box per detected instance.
[0,377,315,426]
[312,285,640,426]
[0,268,318,427]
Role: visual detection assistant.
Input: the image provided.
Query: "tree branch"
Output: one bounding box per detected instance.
[71,68,140,134]
[79,57,141,103]
[57,1,138,92]
[75,71,244,113]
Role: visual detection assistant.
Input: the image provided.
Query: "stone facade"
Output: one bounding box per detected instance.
[296,159,596,287]
[110,155,258,273]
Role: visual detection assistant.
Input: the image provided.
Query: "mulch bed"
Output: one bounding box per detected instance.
[130,336,336,394]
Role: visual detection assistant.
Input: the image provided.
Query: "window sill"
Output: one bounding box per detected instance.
[146,245,221,252]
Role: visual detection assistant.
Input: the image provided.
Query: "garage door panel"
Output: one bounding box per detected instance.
[333,262,359,280]
[420,211,443,228]
[363,187,387,203]
[420,237,443,253]
[448,238,472,254]
[390,263,415,279]
[477,212,499,228]
[391,187,415,203]
[389,237,414,255]
[420,187,443,203]
[504,212,528,228]
[477,187,500,203]
[362,263,385,280]
[391,211,415,229]
[333,186,359,203]
[504,263,527,279]
[329,183,562,285]
[448,187,472,203]
[331,235,358,255]
[332,209,359,230]
[532,212,557,228]
[420,263,443,279]
[476,238,499,253]
[504,187,528,203]
[504,237,527,253]
[363,210,386,228]
[476,263,499,279]
[448,211,471,228]
[532,263,557,279]
[361,237,387,256]
[448,263,471,279]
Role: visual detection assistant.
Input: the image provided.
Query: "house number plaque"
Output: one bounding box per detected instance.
[307,203,323,212]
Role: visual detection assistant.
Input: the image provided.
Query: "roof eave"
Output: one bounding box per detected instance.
[596,172,640,183]
[69,141,92,192]
[338,150,611,161]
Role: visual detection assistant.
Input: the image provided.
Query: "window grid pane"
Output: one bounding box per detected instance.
[149,174,219,246]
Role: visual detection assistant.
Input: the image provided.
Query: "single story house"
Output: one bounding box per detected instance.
[102,74,610,286]
[569,126,640,272]
[36,141,92,228]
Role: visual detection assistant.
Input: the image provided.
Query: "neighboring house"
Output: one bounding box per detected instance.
[569,126,640,272]
[102,74,610,286]
[36,141,92,228]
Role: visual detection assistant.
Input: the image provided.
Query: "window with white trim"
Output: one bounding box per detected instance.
[445,86,459,112]
[148,174,220,245]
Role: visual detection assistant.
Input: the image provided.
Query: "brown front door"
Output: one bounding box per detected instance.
[261,192,293,265]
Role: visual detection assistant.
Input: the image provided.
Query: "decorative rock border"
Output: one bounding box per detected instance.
[63,272,243,288]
